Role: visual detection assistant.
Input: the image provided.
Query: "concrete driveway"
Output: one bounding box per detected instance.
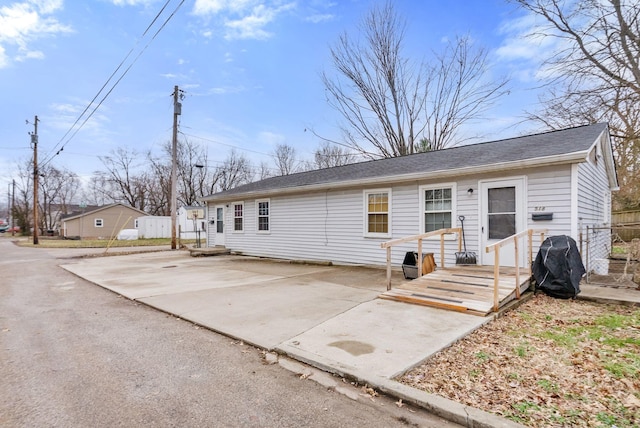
[61,251,489,380]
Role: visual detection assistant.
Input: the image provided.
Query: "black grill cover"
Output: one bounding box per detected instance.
[532,235,585,299]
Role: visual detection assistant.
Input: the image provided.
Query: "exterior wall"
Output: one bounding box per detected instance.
[62,206,141,239]
[576,138,613,272]
[209,161,609,269]
[138,216,172,238]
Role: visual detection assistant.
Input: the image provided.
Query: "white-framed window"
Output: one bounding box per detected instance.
[233,202,244,232]
[257,199,270,233]
[95,218,104,227]
[364,189,391,238]
[420,184,456,233]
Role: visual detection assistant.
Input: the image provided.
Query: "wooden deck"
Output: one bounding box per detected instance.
[378,265,532,316]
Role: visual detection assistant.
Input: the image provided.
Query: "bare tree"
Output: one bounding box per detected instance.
[81,174,112,207]
[145,153,171,215]
[98,147,147,211]
[514,0,640,209]
[258,160,274,180]
[217,149,254,191]
[312,142,359,169]
[272,144,300,175]
[422,36,510,151]
[38,165,80,232]
[322,2,508,158]
[12,158,34,235]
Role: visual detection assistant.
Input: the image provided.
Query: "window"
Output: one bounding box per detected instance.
[134,219,139,228]
[422,185,454,232]
[233,203,244,232]
[95,218,103,227]
[257,200,270,232]
[487,186,516,239]
[364,189,391,237]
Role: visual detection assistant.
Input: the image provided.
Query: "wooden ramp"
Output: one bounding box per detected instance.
[379,266,531,316]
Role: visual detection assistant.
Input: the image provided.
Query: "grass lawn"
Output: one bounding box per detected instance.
[13,237,195,248]
[400,294,640,427]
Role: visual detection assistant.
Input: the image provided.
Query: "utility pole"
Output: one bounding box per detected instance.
[30,116,39,245]
[171,86,182,250]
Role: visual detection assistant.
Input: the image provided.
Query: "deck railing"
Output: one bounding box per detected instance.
[485,229,547,311]
[380,228,462,290]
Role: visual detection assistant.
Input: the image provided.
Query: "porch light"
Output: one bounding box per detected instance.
[467,188,474,196]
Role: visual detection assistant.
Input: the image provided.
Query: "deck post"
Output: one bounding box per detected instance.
[440,235,445,268]
[493,248,500,312]
[527,229,533,269]
[417,238,423,276]
[514,236,521,299]
[386,246,392,291]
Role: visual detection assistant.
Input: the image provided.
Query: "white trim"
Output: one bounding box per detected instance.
[571,163,579,239]
[232,201,244,233]
[363,188,392,238]
[256,199,271,234]
[419,182,457,240]
[94,218,103,227]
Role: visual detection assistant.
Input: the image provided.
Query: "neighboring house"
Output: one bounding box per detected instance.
[43,204,100,235]
[60,203,147,239]
[177,205,207,240]
[199,124,618,271]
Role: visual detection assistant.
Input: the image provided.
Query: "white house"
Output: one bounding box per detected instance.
[199,124,618,272]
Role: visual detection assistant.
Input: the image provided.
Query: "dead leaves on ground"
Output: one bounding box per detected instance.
[400,294,640,427]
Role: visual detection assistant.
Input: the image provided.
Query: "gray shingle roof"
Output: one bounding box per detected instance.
[202,123,608,201]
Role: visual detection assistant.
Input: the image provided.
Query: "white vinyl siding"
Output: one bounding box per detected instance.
[208,153,612,269]
[576,138,612,267]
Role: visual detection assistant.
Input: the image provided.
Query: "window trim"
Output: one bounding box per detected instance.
[256,199,270,234]
[419,183,457,239]
[94,218,104,228]
[363,188,392,238]
[233,201,244,233]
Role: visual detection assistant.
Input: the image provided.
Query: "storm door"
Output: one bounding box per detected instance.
[480,178,525,267]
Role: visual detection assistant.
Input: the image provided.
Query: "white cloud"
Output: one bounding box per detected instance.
[304,13,333,23]
[0,0,72,68]
[110,0,157,6]
[192,0,296,41]
[48,100,111,136]
[258,131,285,146]
[495,12,563,83]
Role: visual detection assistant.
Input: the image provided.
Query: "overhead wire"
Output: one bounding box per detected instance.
[40,0,186,168]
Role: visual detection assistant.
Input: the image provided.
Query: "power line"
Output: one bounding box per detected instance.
[40,0,186,168]
[179,131,273,157]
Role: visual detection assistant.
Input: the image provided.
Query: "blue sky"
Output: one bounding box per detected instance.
[0,0,551,195]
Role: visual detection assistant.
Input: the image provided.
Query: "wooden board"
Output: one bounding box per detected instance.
[378,266,531,316]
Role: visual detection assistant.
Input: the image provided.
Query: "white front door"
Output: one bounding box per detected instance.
[480,178,526,267]
[213,205,225,246]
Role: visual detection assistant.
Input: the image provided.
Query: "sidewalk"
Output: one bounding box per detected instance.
[60,250,638,428]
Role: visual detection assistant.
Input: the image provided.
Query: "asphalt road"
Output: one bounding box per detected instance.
[0,238,459,427]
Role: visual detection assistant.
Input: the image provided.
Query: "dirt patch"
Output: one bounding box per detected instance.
[399,293,640,427]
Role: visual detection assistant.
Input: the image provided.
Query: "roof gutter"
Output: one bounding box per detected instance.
[200,151,590,203]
